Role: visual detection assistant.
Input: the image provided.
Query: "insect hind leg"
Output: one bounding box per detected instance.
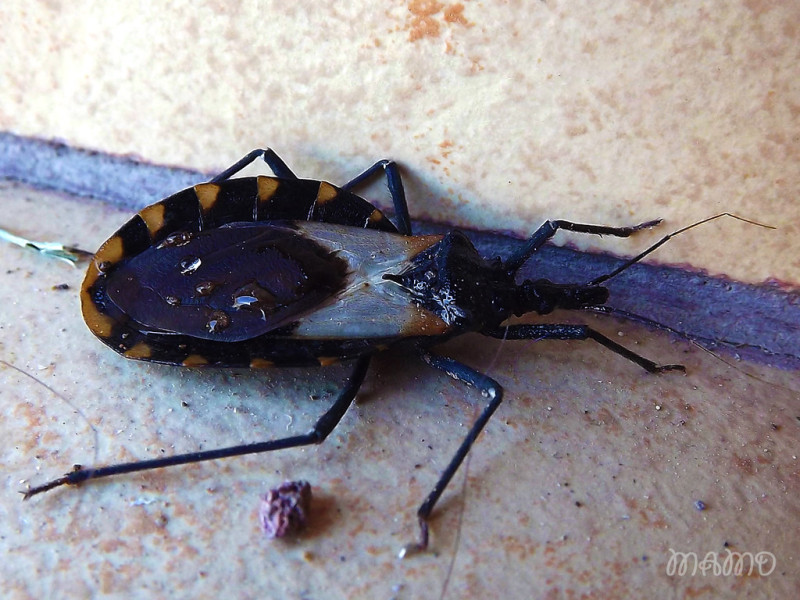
[341,159,412,235]
[209,148,297,183]
[23,357,371,500]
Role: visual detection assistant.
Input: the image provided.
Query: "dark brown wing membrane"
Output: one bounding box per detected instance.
[106,222,348,342]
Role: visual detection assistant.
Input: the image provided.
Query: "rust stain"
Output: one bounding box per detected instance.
[439,138,454,159]
[444,3,469,25]
[732,453,756,476]
[409,0,442,41]
[565,124,589,137]
[407,1,472,42]
[594,407,622,434]
[498,533,538,560]
[684,584,717,598]
[742,0,780,17]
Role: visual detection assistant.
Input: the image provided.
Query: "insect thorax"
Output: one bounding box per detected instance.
[384,230,520,330]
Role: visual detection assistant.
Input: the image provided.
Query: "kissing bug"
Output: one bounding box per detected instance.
[22,149,758,553]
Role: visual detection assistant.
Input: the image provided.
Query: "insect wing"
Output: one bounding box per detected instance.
[105,222,349,342]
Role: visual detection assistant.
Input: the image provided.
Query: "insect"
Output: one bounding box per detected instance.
[23,149,747,554]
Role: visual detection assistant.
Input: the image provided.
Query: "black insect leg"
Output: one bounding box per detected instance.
[482,324,685,373]
[401,350,504,555]
[504,218,662,274]
[209,148,297,183]
[23,357,371,499]
[341,160,412,235]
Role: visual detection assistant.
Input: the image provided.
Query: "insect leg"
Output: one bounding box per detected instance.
[482,324,685,373]
[587,213,774,286]
[341,160,411,235]
[209,148,297,183]
[23,357,371,500]
[505,218,662,273]
[401,350,504,555]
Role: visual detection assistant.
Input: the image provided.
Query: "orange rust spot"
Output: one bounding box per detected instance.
[409,0,442,18]
[138,203,166,237]
[315,182,338,204]
[566,124,589,137]
[407,1,470,41]
[732,454,756,476]
[443,3,470,26]
[250,358,275,368]
[408,0,443,41]
[317,356,339,367]
[368,208,385,223]
[410,19,440,41]
[124,342,152,359]
[182,354,209,367]
[438,139,455,159]
[194,183,221,213]
[257,176,280,204]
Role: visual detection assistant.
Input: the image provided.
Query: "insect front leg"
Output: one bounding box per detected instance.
[482,324,685,373]
[209,148,298,182]
[341,159,411,235]
[505,218,662,273]
[400,349,504,557]
[23,357,372,499]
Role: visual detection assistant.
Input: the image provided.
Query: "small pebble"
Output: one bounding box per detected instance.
[259,480,312,538]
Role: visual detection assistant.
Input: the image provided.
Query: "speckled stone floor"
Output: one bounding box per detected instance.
[2,181,798,598]
[2,2,799,598]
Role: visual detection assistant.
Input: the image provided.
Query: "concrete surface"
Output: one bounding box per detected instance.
[1,182,798,599]
[1,2,799,598]
[0,2,798,285]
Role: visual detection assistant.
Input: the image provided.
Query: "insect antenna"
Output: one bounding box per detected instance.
[587,213,775,287]
[587,305,702,339]
[588,305,797,392]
